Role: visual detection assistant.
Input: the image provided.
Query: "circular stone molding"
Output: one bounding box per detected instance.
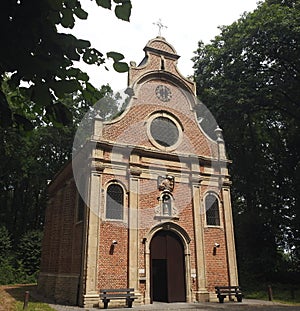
[147,112,183,151]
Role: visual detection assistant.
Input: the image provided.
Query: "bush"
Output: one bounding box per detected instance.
[0,227,43,284]
[0,226,15,284]
[17,230,42,276]
[0,257,16,284]
[0,225,12,257]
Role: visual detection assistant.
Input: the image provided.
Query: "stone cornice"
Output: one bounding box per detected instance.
[89,139,231,166]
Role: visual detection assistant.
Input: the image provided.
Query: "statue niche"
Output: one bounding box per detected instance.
[155,175,178,220]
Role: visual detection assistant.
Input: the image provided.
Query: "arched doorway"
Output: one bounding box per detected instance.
[150,230,186,302]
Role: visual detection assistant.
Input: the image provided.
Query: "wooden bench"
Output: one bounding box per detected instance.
[100,288,137,309]
[215,286,243,303]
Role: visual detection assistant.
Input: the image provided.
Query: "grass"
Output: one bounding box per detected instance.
[244,283,300,305]
[0,284,55,311]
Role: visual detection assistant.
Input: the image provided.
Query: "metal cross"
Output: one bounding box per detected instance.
[153,18,168,36]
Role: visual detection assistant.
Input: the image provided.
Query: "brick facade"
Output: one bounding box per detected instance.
[38,36,238,307]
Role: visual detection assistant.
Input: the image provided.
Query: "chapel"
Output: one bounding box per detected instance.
[38,36,239,307]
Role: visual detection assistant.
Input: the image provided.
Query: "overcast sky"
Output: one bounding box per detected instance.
[72,0,260,91]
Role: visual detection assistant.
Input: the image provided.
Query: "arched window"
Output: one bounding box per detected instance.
[106,184,124,220]
[205,193,220,226]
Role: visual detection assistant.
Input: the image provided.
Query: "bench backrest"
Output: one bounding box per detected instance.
[215,286,242,293]
[100,288,134,294]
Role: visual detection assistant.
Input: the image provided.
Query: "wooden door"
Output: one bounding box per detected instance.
[150,230,186,302]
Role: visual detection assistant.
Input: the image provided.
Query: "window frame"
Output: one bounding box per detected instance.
[147,111,183,151]
[105,182,125,221]
[204,192,221,227]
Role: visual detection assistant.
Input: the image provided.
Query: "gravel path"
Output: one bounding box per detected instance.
[49,299,300,311]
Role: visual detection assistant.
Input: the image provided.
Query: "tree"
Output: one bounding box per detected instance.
[0,225,16,284]
[17,230,43,276]
[0,83,125,284]
[193,0,300,283]
[0,81,125,236]
[0,0,132,128]
[0,225,12,257]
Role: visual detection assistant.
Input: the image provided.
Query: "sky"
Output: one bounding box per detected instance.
[71,0,260,91]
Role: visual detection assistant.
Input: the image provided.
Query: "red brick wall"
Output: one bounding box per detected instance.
[98,222,129,289]
[102,80,218,158]
[204,226,229,291]
[39,180,83,275]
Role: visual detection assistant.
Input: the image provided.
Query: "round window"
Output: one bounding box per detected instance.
[150,116,179,147]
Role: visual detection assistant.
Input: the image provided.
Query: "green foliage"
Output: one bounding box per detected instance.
[193,0,300,284]
[0,227,42,284]
[0,84,117,239]
[0,225,12,256]
[244,283,300,304]
[0,0,132,128]
[107,51,129,72]
[0,258,17,285]
[0,83,124,284]
[0,226,15,284]
[17,230,43,276]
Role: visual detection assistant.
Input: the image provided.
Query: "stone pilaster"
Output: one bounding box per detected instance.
[222,186,239,286]
[83,171,102,308]
[128,167,141,298]
[192,181,209,302]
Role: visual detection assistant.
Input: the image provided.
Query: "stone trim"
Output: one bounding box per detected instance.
[146,111,183,152]
[143,222,192,303]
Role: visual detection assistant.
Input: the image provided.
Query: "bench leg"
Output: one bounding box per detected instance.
[218,296,225,303]
[127,298,133,308]
[237,295,243,302]
[103,299,109,309]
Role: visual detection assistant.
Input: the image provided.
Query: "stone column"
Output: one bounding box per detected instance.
[222,186,239,286]
[192,181,209,302]
[128,167,141,299]
[83,171,102,308]
[144,241,151,304]
[184,247,192,303]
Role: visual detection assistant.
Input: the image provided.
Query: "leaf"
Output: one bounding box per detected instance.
[77,39,91,49]
[74,7,88,20]
[114,0,132,21]
[77,71,89,81]
[113,61,129,73]
[66,47,80,61]
[61,8,75,28]
[0,90,13,127]
[65,0,77,9]
[53,102,73,125]
[13,114,34,131]
[96,0,111,9]
[45,102,73,126]
[31,84,52,107]
[47,0,63,11]
[107,51,125,62]
[51,80,81,98]
[83,48,104,65]
[63,67,89,81]
[48,11,61,24]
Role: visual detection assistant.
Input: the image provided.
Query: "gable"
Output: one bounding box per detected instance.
[99,37,218,159]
